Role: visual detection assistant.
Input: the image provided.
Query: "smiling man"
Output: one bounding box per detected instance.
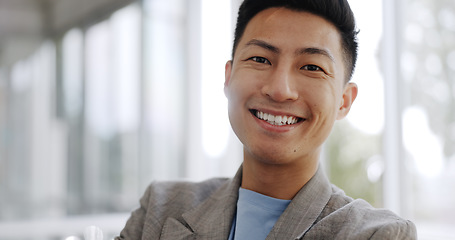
[117,0,417,239]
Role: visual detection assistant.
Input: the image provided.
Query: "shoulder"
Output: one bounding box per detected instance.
[117,177,230,239]
[142,177,229,212]
[141,179,229,227]
[307,185,417,239]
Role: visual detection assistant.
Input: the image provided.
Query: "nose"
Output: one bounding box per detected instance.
[261,67,299,102]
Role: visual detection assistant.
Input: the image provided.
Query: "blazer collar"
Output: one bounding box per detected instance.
[159,165,331,240]
[160,166,242,239]
[266,166,333,240]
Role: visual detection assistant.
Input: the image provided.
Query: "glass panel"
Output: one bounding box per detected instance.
[81,3,142,214]
[84,19,115,214]
[141,0,187,182]
[62,29,83,120]
[110,3,141,209]
[401,0,455,237]
[200,0,231,159]
[61,28,85,215]
[0,68,6,206]
[2,59,34,221]
[325,0,385,208]
[0,41,61,222]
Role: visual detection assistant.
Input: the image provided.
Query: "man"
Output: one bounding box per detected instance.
[117,0,417,239]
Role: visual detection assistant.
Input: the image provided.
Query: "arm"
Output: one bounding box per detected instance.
[116,186,152,239]
[370,220,418,240]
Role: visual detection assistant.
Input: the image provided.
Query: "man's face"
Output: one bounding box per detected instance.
[224,8,357,166]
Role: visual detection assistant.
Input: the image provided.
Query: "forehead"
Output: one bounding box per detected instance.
[237,7,344,62]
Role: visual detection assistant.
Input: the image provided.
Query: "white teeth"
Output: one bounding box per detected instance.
[276,116,282,123]
[287,117,294,125]
[254,110,299,125]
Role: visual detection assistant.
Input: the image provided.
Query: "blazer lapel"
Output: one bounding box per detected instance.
[159,217,195,239]
[160,167,242,240]
[266,166,332,240]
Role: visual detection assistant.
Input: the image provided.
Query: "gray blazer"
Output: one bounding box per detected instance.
[117,167,417,239]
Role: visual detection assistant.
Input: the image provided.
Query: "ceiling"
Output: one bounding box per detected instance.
[0,0,48,65]
[0,0,134,66]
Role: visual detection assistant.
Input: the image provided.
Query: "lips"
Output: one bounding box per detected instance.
[250,109,304,126]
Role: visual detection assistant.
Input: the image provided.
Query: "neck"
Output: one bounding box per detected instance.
[241,154,319,200]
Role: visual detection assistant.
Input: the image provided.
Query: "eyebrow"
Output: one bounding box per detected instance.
[296,47,335,62]
[245,39,335,62]
[245,39,280,54]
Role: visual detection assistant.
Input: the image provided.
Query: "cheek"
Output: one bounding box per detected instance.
[304,84,332,104]
[226,84,245,108]
[226,83,248,125]
[231,69,264,88]
[226,73,260,105]
[305,85,340,120]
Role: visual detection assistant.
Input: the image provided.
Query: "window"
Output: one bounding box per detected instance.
[400,0,455,238]
[325,0,385,208]
[0,0,454,239]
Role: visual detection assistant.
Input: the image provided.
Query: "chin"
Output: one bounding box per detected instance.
[246,146,300,166]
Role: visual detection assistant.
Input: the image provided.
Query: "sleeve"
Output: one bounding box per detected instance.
[115,185,152,239]
[370,220,418,240]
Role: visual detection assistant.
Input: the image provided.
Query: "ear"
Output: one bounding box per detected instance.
[336,82,358,120]
[224,60,233,97]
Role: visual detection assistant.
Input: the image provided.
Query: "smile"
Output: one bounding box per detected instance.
[251,110,303,126]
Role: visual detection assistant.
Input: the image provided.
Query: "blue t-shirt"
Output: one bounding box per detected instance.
[228,188,291,240]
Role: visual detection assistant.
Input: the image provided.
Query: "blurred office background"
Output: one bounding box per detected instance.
[0,0,453,239]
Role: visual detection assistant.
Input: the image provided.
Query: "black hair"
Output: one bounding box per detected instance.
[232,0,359,81]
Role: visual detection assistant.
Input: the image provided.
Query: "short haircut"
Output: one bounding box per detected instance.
[232,0,359,81]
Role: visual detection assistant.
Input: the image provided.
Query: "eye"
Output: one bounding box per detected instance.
[248,56,271,65]
[301,64,323,72]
